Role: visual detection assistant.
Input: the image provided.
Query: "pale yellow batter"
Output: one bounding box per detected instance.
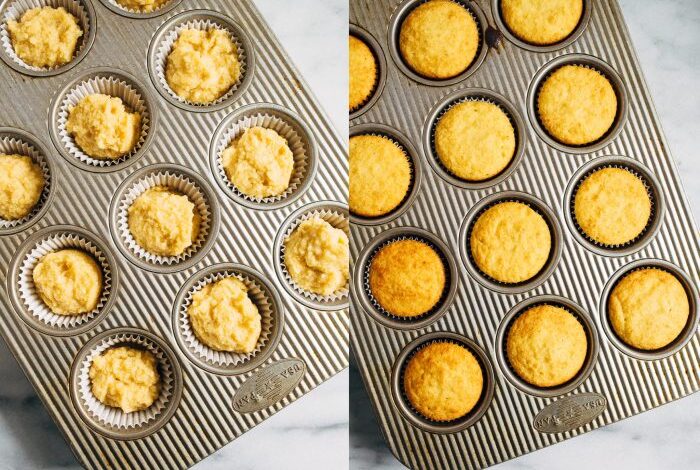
[165,28,240,104]
[222,127,294,198]
[127,187,200,257]
[66,94,141,160]
[32,249,102,315]
[0,154,44,220]
[7,7,83,68]
[89,346,160,413]
[284,217,349,296]
[116,0,170,12]
[187,277,262,353]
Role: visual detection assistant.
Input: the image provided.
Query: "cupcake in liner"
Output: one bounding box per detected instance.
[349,28,381,115]
[76,332,176,430]
[55,73,151,169]
[100,0,180,17]
[0,0,93,74]
[116,170,213,268]
[16,231,113,330]
[152,16,247,109]
[0,135,52,233]
[213,111,311,206]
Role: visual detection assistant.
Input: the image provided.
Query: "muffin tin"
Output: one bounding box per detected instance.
[0,1,347,468]
[350,0,700,468]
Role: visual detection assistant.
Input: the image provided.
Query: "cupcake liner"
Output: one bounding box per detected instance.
[153,17,247,108]
[77,332,175,430]
[0,136,52,231]
[0,0,91,73]
[116,170,212,267]
[102,0,178,16]
[56,74,151,169]
[279,208,349,304]
[177,270,275,368]
[17,231,113,329]
[214,112,310,205]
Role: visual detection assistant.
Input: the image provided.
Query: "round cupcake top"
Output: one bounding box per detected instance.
[369,239,445,317]
[506,304,587,388]
[435,100,516,181]
[116,0,170,13]
[399,0,479,79]
[403,342,483,421]
[574,167,651,246]
[501,0,583,46]
[349,35,377,111]
[538,65,617,146]
[0,154,44,221]
[32,249,102,315]
[608,268,689,350]
[349,135,411,218]
[470,201,551,284]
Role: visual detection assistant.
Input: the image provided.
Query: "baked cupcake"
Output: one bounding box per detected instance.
[403,342,483,421]
[369,239,445,317]
[434,100,515,181]
[608,268,689,350]
[399,0,479,79]
[574,167,651,246]
[349,35,377,111]
[349,135,411,217]
[538,65,617,146]
[0,154,44,220]
[470,201,551,284]
[506,304,587,387]
[501,0,583,45]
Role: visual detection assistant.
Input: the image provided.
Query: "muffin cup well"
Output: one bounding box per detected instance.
[48,67,156,173]
[459,191,563,295]
[99,0,182,19]
[391,332,495,433]
[387,0,488,87]
[0,0,95,76]
[273,201,349,311]
[109,164,220,274]
[527,54,628,154]
[209,104,317,210]
[0,127,56,235]
[423,88,526,190]
[599,259,699,361]
[564,155,664,256]
[349,23,387,120]
[171,263,284,376]
[69,328,183,440]
[147,9,255,112]
[491,0,592,53]
[352,227,458,330]
[349,123,422,226]
[495,295,599,398]
[6,225,118,337]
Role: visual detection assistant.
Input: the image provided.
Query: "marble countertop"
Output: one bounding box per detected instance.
[349,0,700,469]
[0,0,348,469]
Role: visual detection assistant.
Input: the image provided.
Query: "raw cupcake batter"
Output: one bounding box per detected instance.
[0,154,43,220]
[116,0,170,12]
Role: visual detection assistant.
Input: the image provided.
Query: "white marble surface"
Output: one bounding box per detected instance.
[349,0,700,469]
[0,0,349,469]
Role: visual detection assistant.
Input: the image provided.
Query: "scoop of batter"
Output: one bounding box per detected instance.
[0,154,44,220]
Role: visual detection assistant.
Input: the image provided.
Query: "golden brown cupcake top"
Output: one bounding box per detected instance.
[349,35,377,111]
[501,0,583,46]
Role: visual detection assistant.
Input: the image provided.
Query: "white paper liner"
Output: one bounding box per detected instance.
[77,332,175,429]
[178,270,275,367]
[214,112,311,204]
[0,136,51,230]
[153,17,247,107]
[116,170,212,267]
[17,232,112,329]
[56,74,150,168]
[279,208,349,304]
[105,0,175,15]
[0,0,90,73]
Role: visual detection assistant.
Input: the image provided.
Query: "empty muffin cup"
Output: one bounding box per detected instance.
[209,104,317,210]
[349,23,387,119]
[6,225,118,336]
[69,328,183,440]
[99,0,182,19]
[0,0,95,76]
[109,164,220,274]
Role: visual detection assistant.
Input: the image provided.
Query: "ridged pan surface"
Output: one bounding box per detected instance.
[0,1,348,468]
[350,1,700,469]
